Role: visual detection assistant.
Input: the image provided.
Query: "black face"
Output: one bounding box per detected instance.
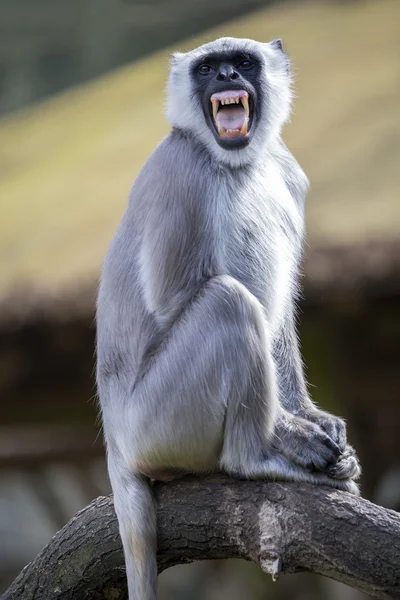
[190,51,262,151]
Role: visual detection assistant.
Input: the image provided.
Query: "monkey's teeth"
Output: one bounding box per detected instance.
[241,96,249,117]
[241,118,249,135]
[219,97,241,105]
[217,123,226,136]
[211,91,251,137]
[211,98,219,121]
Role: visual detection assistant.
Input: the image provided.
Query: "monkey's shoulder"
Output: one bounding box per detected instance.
[273,142,309,210]
[128,131,211,215]
[140,130,208,174]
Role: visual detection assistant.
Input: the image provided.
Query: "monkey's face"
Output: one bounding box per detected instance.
[167,38,292,166]
[190,52,262,151]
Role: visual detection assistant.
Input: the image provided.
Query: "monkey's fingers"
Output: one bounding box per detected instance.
[306,411,347,452]
[327,444,361,481]
[277,416,342,474]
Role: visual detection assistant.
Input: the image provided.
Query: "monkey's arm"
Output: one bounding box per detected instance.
[273,302,360,480]
[273,303,346,438]
[274,146,354,455]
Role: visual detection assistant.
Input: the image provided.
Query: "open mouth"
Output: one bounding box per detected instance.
[210,90,250,139]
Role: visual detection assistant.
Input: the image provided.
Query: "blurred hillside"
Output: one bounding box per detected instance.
[0,0,399,309]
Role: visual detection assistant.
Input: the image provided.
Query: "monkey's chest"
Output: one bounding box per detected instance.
[222,212,296,325]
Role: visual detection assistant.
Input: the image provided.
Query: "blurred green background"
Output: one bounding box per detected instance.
[0,0,399,598]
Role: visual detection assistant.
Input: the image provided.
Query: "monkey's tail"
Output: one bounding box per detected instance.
[112,471,158,600]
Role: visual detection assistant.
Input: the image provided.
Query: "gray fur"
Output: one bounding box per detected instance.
[97,37,360,600]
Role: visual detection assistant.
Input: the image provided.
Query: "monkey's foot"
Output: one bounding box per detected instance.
[323,475,360,496]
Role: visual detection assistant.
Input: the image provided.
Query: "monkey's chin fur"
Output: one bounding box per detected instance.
[209,89,252,147]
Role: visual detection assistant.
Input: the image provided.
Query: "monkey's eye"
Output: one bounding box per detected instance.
[198,64,213,75]
[238,59,253,70]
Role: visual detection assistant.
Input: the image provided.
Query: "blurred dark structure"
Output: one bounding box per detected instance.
[0,0,281,115]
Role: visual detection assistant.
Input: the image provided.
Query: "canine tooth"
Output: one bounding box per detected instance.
[211,98,218,121]
[217,123,226,136]
[241,96,249,117]
[241,118,249,135]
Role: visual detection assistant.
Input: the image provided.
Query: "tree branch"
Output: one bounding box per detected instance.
[4,476,400,600]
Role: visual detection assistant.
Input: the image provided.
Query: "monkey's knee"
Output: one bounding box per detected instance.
[205,275,266,341]
[205,275,275,405]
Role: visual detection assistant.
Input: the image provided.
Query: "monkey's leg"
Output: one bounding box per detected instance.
[220,395,359,494]
[128,276,351,492]
[119,274,282,475]
[100,274,281,600]
[217,297,347,483]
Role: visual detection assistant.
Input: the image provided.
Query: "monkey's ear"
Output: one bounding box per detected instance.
[265,38,290,75]
[268,38,284,51]
[171,51,186,65]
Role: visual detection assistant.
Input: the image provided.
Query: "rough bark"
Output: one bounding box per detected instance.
[4,476,400,600]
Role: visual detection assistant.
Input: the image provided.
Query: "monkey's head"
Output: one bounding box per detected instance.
[166,37,292,167]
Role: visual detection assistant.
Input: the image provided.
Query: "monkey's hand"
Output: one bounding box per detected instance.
[274,409,342,474]
[327,444,361,481]
[302,410,362,480]
[301,408,347,451]
[275,409,361,481]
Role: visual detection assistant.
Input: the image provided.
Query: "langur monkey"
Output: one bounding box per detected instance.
[97,36,360,600]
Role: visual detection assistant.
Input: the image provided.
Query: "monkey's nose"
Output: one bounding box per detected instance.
[217,68,239,82]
